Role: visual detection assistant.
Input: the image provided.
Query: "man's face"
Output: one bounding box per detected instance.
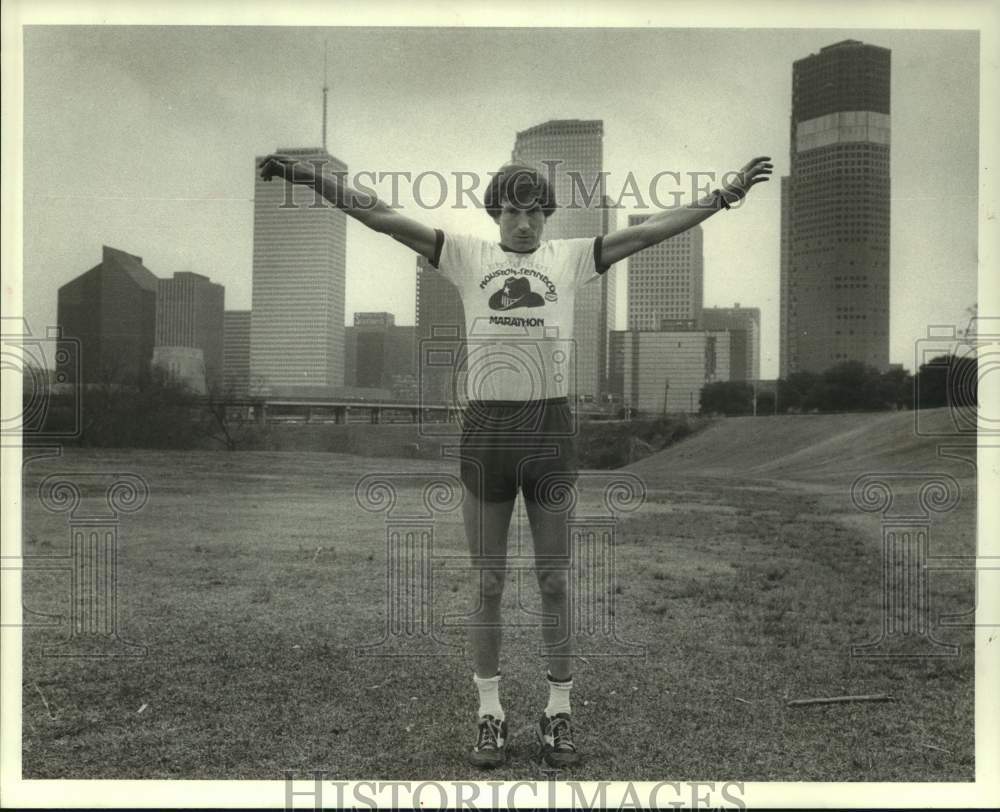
[496,200,546,251]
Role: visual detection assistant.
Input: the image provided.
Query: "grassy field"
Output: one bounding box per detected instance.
[19,411,976,781]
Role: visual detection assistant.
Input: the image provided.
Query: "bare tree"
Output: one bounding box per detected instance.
[200,374,268,451]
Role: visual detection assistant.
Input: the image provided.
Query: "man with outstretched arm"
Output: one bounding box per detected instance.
[258,153,772,768]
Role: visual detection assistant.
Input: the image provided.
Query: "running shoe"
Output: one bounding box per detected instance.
[466,714,508,768]
[537,712,579,767]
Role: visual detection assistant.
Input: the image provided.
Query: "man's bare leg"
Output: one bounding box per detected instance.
[462,492,516,678]
[524,496,573,680]
[462,491,516,767]
[525,493,579,766]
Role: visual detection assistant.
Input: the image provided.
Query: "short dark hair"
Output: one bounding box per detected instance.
[484,163,556,220]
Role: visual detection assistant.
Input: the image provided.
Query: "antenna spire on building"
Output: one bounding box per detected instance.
[322,40,329,151]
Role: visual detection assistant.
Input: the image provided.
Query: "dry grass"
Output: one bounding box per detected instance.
[19,422,975,780]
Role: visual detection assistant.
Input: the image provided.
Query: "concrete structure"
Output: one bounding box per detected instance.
[702,304,761,381]
[346,312,391,389]
[155,271,225,389]
[344,311,416,396]
[215,394,459,427]
[389,372,419,403]
[610,329,731,414]
[223,310,251,395]
[57,245,158,384]
[626,215,703,331]
[151,346,206,395]
[511,119,616,401]
[251,147,347,394]
[780,39,891,375]
[415,255,466,404]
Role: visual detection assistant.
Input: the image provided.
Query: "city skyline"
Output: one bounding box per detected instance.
[2,7,998,808]
[20,27,980,377]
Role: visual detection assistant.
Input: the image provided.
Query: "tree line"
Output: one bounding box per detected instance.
[21,363,254,450]
[699,355,977,416]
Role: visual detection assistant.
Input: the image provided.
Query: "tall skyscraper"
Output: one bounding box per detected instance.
[415,255,466,404]
[250,147,347,394]
[57,245,158,384]
[703,304,761,382]
[596,196,618,399]
[780,39,891,375]
[223,310,251,395]
[154,271,225,389]
[779,175,792,377]
[511,119,615,401]
[512,120,604,240]
[626,215,703,331]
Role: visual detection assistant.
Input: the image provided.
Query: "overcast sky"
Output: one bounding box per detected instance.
[20,25,980,377]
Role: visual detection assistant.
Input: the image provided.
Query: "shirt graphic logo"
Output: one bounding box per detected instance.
[488,277,546,311]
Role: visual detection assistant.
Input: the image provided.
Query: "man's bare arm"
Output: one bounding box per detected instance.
[258,154,438,261]
[601,156,773,267]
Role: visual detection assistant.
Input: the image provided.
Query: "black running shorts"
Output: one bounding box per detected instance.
[459,398,578,505]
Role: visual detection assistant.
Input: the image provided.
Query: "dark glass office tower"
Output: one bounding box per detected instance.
[780,40,891,375]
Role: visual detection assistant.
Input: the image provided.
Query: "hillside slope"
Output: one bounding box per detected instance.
[627,407,977,484]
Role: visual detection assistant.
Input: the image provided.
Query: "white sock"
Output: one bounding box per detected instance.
[473,673,504,721]
[545,673,573,717]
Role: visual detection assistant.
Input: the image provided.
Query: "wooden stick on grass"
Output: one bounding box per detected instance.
[32,682,56,720]
[787,693,893,707]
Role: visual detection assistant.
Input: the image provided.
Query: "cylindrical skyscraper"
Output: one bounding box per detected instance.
[780,39,891,376]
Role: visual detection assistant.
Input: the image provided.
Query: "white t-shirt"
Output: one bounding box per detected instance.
[430,230,608,402]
